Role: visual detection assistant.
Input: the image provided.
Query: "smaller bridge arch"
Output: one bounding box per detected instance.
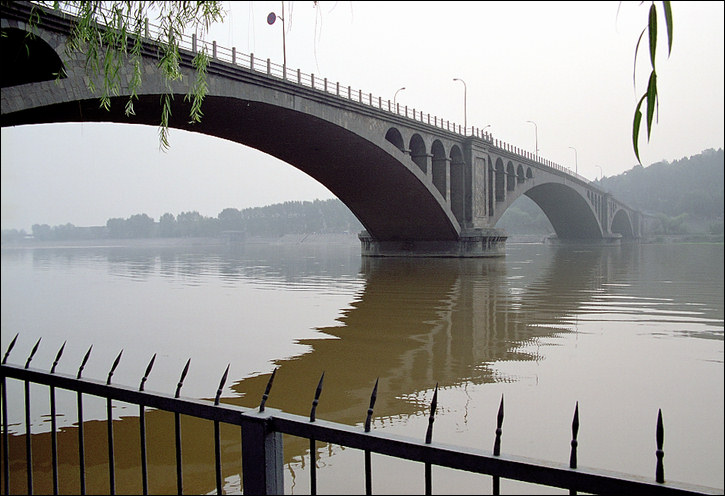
[432,140,447,199]
[409,133,428,173]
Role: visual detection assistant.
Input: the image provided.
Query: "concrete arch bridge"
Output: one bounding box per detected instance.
[1,2,642,257]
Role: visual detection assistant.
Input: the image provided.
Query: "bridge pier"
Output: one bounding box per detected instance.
[358,229,507,258]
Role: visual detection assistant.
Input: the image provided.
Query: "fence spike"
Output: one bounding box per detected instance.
[364,378,379,433]
[24,338,41,369]
[310,372,325,422]
[77,345,92,379]
[259,367,277,412]
[656,409,665,483]
[175,358,191,398]
[139,353,157,391]
[50,341,66,374]
[493,394,504,456]
[107,349,123,385]
[215,364,230,405]
[425,383,438,444]
[2,333,18,364]
[570,401,580,469]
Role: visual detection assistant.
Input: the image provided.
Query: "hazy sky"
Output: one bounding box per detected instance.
[2,1,723,232]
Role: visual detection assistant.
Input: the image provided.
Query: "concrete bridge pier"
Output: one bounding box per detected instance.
[358,228,508,258]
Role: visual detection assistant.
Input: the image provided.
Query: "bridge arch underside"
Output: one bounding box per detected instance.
[524,183,603,240]
[1,94,459,242]
[611,209,635,239]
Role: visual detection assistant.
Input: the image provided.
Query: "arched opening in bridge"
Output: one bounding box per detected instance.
[432,140,447,199]
[506,162,516,191]
[0,27,65,88]
[495,195,553,239]
[409,134,427,173]
[517,165,525,185]
[524,183,603,239]
[526,167,533,179]
[450,145,464,225]
[385,128,405,153]
[611,209,635,239]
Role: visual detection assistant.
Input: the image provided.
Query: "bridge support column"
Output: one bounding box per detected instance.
[358,229,507,258]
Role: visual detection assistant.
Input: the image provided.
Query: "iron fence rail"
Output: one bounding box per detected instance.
[1,342,722,496]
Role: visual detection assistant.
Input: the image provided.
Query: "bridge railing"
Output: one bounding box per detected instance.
[1,335,721,495]
[33,1,591,184]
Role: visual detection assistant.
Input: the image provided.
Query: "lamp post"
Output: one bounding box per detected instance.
[267,2,286,70]
[453,78,467,133]
[568,146,578,175]
[595,165,603,181]
[482,124,491,135]
[526,120,539,156]
[393,87,406,107]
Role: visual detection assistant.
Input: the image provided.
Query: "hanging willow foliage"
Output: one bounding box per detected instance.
[29,1,225,150]
[631,1,673,165]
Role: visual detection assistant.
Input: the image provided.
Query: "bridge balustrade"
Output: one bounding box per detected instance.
[27,0,596,184]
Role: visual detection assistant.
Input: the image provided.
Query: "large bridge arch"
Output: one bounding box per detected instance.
[611,209,635,239]
[524,183,602,239]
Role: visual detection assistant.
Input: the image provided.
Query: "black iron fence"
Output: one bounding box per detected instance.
[1,335,721,495]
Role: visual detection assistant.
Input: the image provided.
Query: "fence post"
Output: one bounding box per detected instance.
[241,409,285,495]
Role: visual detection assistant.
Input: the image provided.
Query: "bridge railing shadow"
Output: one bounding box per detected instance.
[32,1,594,184]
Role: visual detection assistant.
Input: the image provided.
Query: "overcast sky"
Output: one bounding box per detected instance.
[2,1,723,232]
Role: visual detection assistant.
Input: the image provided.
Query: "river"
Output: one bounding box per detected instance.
[1,237,723,494]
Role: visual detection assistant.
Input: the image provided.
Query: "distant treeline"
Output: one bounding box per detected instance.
[594,148,724,234]
[2,149,722,244]
[1,199,364,243]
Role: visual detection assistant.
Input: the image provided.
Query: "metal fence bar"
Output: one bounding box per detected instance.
[77,346,92,495]
[2,334,18,495]
[174,359,191,495]
[364,378,379,495]
[570,402,580,495]
[492,395,504,495]
[213,364,230,495]
[106,350,123,495]
[656,410,665,484]
[424,384,438,495]
[308,372,325,495]
[49,342,66,495]
[139,354,156,495]
[24,338,41,495]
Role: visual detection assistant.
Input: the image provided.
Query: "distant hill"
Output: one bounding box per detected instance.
[594,148,723,233]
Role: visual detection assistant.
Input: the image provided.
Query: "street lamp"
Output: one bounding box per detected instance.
[482,124,491,134]
[267,2,286,70]
[568,146,578,175]
[595,165,603,181]
[393,87,406,107]
[526,120,539,156]
[453,78,467,133]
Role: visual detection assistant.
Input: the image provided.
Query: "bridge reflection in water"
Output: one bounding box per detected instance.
[2,243,647,495]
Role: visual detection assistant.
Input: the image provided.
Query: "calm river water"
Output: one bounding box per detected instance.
[1,238,723,494]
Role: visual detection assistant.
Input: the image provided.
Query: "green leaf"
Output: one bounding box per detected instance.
[648,3,658,69]
[646,71,657,139]
[633,94,646,164]
[663,1,673,56]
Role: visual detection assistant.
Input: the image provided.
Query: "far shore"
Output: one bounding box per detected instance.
[2,231,722,250]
